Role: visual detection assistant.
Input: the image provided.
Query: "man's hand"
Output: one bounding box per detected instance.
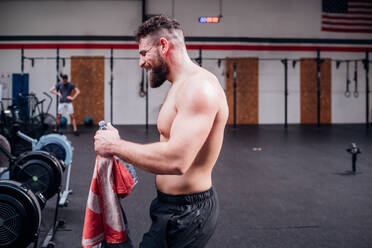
[94,123,121,157]
[67,96,73,100]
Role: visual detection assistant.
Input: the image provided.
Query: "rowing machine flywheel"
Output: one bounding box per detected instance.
[11,151,65,200]
[0,135,10,169]
[0,180,45,248]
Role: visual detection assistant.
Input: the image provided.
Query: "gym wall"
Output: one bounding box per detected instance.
[0,0,371,124]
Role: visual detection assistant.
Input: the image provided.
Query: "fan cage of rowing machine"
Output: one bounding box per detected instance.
[0,179,45,248]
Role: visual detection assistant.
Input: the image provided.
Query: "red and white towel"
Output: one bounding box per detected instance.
[82,156,135,248]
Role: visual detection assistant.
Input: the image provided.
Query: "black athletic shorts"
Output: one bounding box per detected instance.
[139,188,219,248]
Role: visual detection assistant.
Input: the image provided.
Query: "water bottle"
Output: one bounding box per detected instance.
[98,121,138,186]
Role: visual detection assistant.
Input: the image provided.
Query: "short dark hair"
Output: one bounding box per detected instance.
[135,15,182,42]
[61,74,68,79]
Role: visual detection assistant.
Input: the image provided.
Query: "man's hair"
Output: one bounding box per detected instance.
[135,15,182,42]
[61,74,68,79]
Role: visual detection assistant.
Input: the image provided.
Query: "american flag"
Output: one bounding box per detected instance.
[322,0,372,33]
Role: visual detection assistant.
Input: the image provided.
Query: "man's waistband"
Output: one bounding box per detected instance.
[157,187,214,205]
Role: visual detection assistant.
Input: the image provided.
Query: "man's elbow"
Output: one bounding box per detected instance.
[172,159,191,175]
[165,147,193,175]
[173,166,185,175]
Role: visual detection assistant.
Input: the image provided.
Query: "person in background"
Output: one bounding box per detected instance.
[50,74,80,136]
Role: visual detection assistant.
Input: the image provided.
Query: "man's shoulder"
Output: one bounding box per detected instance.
[177,77,220,110]
[189,71,220,95]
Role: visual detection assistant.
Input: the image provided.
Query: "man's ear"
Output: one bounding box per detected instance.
[159,37,169,55]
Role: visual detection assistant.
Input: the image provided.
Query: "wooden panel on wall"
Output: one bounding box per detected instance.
[300,58,331,124]
[225,58,258,124]
[71,56,104,125]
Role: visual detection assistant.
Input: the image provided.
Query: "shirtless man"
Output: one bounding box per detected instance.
[94,15,228,248]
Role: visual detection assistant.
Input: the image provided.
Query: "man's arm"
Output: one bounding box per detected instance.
[94,81,219,175]
[70,87,80,100]
[50,86,61,97]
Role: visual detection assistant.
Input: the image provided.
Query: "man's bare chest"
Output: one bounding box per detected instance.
[157,93,177,139]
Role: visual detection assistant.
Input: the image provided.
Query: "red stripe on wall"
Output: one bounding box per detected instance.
[322,14,372,21]
[321,27,372,33]
[347,10,372,14]
[322,21,372,26]
[349,5,372,9]
[0,43,371,52]
[186,45,372,52]
[348,0,372,3]
[0,43,138,49]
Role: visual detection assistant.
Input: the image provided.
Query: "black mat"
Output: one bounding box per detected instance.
[33,124,372,248]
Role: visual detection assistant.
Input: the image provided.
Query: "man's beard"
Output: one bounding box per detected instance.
[149,56,169,88]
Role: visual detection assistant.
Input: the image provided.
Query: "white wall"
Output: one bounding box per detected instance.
[0,0,371,124]
[327,51,370,123]
[2,0,371,39]
[0,0,141,36]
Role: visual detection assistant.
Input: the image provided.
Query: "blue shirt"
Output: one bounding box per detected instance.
[56,82,75,103]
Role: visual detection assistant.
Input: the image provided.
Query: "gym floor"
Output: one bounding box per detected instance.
[34,124,372,248]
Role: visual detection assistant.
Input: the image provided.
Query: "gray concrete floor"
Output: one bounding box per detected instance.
[33,124,372,248]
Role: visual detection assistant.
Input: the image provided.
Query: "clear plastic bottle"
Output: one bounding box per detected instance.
[98,121,138,186]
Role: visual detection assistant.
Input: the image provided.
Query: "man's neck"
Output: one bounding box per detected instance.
[166,50,198,84]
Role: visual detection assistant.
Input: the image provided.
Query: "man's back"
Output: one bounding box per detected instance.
[156,66,229,195]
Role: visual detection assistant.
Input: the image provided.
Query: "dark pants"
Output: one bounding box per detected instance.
[140,188,219,248]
